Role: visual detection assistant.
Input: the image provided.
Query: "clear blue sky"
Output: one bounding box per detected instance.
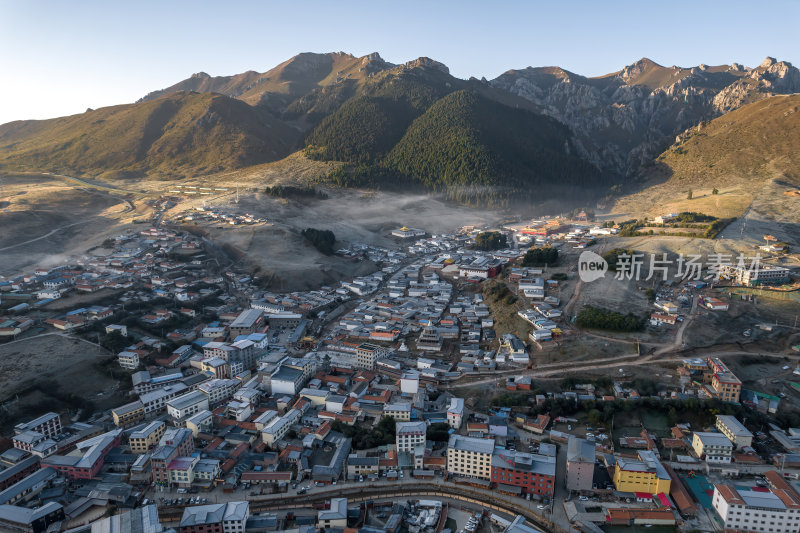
[1,0,798,125]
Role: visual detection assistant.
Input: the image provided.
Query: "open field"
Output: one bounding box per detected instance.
[166,187,500,290]
[610,184,752,222]
[0,333,131,432]
[0,173,150,276]
[1,165,502,290]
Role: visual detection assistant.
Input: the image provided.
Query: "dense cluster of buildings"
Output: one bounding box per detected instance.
[0,216,797,533]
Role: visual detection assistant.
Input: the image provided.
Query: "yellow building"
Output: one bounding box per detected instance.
[383,402,411,422]
[612,450,671,494]
[129,421,166,454]
[446,434,495,480]
[112,400,145,428]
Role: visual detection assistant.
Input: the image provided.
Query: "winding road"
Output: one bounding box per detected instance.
[0,220,94,252]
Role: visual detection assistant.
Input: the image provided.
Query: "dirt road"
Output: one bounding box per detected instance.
[444,349,796,389]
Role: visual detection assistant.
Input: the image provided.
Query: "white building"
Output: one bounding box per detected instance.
[325,395,347,414]
[198,378,240,405]
[226,400,253,422]
[118,351,140,370]
[318,498,348,529]
[715,415,754,449]
[396,421,426,469]
[167,391,210,421]
[269,365,305,395]
[400,371,420,395]
[447,398,464,429]
[262,409,301,446]
[712,481,800,533]
[179,501,250,533]
[140,383,189,414]
[692,432,734,464]
[105,324,128,337]
[15,413,62,439]
[719,263,790,285]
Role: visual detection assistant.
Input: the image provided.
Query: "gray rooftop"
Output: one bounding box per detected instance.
[716,415,754,438]
[567,436,595,463]
[448,434,495,455]
[694,431,734,448]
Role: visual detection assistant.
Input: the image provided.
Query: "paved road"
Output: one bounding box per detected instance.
[446,348,797,390]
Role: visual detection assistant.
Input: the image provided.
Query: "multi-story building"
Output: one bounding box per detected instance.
[269,365,305,396]
[200,357,230,379]
[566,436,595,492]
[383,402,412,422]
[417,322,443,352]
[346,455,379,480]
[118,351,140,370]
[225,400,252,422]
[140,384,189,415]
[317,498,347,530]
[396,421,426,469]
[14,413,62,440]
[262,409,301,446]
[198,379,240,406]
[0,457,41,492]
[167,391,210,422]
[612,450,671,495]
[179,501,250,533]
[151,428,194,484]
[447,398,464,429]
[129,421,166,454]
[193,458,221,483]
[356,343,387,370]
[132,370,185,395]
[228,309,264,338]
[42,429,122,480]
[712,476,800,533]
[447,434,495,480]
[168,456,200,487]
[715,415,753,449]
[112,401,145,428]
[692,432,734,464]
[719,263,790,286]
[491,450,556,497]
[707,358,742,403]
[12,431,57,458]
[185,410,213,437]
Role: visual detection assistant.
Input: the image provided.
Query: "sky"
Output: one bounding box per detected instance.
[1,0,799,125]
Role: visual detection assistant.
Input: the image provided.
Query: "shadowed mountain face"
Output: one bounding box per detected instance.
[0,52,798,205]
[490,57,800,176]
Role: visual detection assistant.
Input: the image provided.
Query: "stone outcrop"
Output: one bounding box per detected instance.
[491,57,800,176]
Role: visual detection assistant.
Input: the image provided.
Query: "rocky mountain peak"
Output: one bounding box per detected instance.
[619,57,662,79]
[191,72,211,79]
[403,57,449,74]
[362,52,384,63]
[760,56,777,68]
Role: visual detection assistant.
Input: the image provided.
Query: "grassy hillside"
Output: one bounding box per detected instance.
[384,90,608,205]
[0,92,299,178]
[304,96,416,162]
[612,94,800,219]
[657,94,800,184]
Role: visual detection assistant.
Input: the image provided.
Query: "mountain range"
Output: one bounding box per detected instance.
[1,51,798,205]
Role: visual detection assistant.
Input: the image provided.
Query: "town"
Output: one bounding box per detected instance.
[0,210,798,533]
